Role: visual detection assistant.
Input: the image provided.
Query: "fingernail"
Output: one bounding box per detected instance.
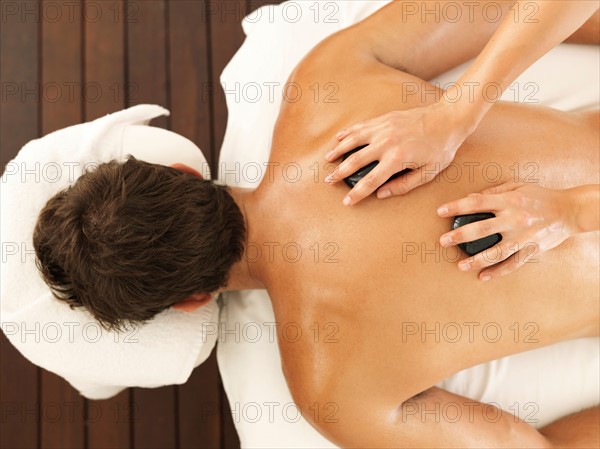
[336,130,345,139]
[481,275,491,281]
[437,206,448,216]
[325,151,334,160]
[440,235,452,246]
[458,262,470,271]
[343,196,352,206]
[324,174,333,183]
[378,189,391,199]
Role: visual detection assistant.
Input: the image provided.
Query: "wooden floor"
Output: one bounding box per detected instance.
[0,1,281,448]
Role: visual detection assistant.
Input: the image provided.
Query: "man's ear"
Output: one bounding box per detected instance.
[170,163,203,179]
[172,293,213,312]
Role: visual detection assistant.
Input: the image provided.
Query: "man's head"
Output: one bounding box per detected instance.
[33,156,246,331]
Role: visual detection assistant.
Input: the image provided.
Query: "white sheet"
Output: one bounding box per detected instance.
[217,1,599,448]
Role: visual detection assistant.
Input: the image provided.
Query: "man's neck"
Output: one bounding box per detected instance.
[222,186,266,292]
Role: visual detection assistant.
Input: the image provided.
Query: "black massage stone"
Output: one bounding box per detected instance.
[452,213,502,256]
[341,145,411,189]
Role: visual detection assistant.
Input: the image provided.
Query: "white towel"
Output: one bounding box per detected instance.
[1,105,219,399]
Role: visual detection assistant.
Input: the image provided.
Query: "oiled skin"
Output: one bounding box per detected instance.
[242,3,599,446]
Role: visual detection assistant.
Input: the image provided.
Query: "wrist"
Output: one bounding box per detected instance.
[440,86,485,136]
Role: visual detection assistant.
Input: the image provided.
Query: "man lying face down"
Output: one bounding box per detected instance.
[34,2,599,448]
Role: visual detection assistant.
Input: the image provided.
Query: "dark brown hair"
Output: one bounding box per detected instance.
[33,156,246,331]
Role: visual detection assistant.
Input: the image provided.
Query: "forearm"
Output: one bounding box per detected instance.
[569,184,600,234]
[360,1,516,81]
[539,406,600,449]
[449,1,600,127]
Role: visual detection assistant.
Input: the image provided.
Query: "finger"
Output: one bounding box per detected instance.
[342,164,396,206]
[381,162,437,196]
[375,162,418,198]
[335,122,366,141]
[325,145,377,184]
[437,192,505,217]
[458,241,519,272]
[326,133,372,163]
[334,115,382,142]
[326,130,374,162]
[478,242,539,280]
[440,217,506,247]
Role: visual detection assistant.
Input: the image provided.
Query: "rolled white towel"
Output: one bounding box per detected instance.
[1,104,218,399]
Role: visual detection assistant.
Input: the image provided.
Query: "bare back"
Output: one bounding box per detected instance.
[245,6,599,445]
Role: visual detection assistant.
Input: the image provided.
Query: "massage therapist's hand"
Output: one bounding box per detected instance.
[324,2,599,207]
[324,99,475,206]
[436,182,587,281]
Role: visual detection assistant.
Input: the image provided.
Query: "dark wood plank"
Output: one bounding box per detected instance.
[87,391,134,449]
[220,386,240,449]
[0,1,41,447]
[0,0,40,167]
[126,0,168,129]
[207,0,247,165]
[177,353,221,449]
[40,0,82,134]
[131,387,176,449]
[39,3,85,447]
[38,371,85,449]
[83,0,127,121]
[84,2,132,447]
[0,334,39,449]
[168,0,213,168]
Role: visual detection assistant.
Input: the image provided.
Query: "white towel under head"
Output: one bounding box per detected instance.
[1,104,218,399]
